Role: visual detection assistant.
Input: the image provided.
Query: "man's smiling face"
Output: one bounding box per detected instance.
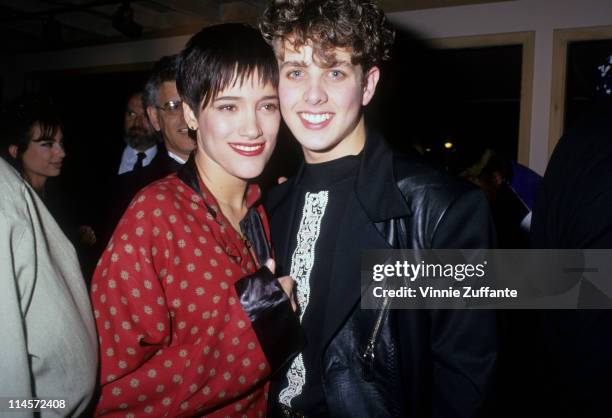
[277,41,379,163]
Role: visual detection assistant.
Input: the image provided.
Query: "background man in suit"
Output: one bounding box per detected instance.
[100,57,196,252]
[117,55,195,205]
[117,90,157,174]
[142,54,195,174]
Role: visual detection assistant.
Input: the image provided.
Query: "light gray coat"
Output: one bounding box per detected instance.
[0,158,97,417]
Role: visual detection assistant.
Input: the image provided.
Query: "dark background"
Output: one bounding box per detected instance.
[369,31,522,175]
[565,38,612,129]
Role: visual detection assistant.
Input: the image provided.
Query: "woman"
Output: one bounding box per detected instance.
[0,101,98,418]
[2,98,65,195]
[91,24,302,417]
[1,98,97,250]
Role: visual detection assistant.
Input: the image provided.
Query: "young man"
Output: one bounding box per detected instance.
[261,1,497,416]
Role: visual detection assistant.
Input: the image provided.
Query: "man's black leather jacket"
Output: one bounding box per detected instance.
[268,131,498,418]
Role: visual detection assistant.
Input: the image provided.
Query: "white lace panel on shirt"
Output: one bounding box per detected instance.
[279,190,329,408]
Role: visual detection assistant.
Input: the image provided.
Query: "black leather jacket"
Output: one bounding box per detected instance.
[268,131,497,418]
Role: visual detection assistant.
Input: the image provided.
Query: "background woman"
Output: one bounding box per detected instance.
[1,97,97,256]
[2,98,65,196]
[91,24,301,417]
[0,99,98,418]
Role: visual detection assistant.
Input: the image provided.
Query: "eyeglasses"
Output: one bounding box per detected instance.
[156,100,183,114]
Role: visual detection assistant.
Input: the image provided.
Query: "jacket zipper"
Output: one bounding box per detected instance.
[362,295,390,381]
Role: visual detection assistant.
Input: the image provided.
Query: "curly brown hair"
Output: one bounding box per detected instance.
[260,0,395,71]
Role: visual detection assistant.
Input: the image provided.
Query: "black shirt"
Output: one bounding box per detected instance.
[279,154,360,417]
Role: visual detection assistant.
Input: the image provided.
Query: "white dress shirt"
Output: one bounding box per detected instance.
[167,150,187,165]
[118,144,158,174]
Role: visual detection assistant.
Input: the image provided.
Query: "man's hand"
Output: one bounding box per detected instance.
[265,258,297,312]
[277,276,297,312]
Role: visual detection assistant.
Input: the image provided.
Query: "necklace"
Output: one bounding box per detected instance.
[239,231,252,250]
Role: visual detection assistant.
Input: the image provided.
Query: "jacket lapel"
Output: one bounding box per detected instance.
[267,131,412,348]
[320,194,393,349]
[356,130,411,222]
[268,177,302,276]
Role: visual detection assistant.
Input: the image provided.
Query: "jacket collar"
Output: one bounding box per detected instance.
[177,152,261,219]
[178,153,261,207]
[177,153,220,216]
[356,129,412,221]
[268,129,411,221]
[177,153,200,193]
[177,153,271,264]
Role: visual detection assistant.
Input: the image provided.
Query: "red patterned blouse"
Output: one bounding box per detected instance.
[91,170,295,418]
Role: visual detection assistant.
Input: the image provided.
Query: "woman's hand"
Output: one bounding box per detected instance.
[265,259,297,312]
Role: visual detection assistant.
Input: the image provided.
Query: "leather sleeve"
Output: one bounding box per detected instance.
[240,208,272,266]
[430,188,498,418]
[234,266,305,372]
[432,187,496,249]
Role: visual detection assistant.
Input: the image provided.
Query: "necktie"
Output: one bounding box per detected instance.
[134,152,146,172]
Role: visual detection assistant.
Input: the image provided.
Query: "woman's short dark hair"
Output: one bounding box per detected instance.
[260,0,395,71]
[177,23,278,114]
[0,96,62,172]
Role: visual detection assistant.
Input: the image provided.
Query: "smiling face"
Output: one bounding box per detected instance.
[183,73,280,182]
[147,81,195,161]
[277,41,380,163]
[11,122,65,189]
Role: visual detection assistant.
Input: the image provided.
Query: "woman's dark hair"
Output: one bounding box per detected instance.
[177,23,279,114]
[260,0,395,71]
[0,96,62,172]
